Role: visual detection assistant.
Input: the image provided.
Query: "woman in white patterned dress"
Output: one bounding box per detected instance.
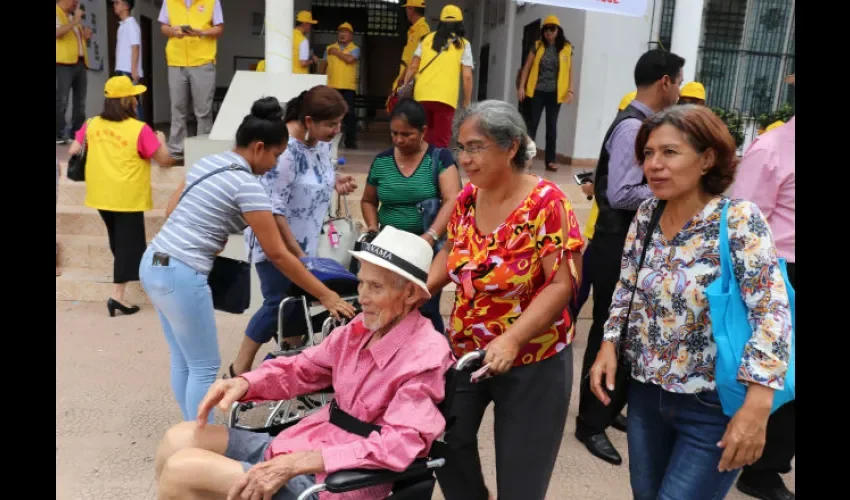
[229,86,358,376]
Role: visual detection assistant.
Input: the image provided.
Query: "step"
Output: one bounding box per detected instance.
[56,206,166,238]
[58,181,178,210]
[56,267,150,304]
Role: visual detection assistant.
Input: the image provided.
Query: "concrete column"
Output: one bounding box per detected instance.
[502,0,516,101]
[265,0,292,74]
[670,0,705,83]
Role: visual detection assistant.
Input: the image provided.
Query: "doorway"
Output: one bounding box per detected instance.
[105,10,155,127]
[477,44,490,101]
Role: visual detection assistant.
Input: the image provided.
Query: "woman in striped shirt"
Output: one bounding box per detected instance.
[139,97,355,422]
[361,98,462,333]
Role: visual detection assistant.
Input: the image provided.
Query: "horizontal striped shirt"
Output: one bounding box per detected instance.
[149,151,271,274]
[366,145,454,234]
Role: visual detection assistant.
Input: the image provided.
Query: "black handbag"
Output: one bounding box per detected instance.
[585,200,666,421]
[177,164,255,314]
[66,120,91,182]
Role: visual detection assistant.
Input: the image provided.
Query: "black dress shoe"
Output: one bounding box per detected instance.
[611,413,628,432]
[576,431,622,465]
[107,298,140,317]
[736,477,795,500]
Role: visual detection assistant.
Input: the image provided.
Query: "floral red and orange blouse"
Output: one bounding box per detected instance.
[446,177,584,367]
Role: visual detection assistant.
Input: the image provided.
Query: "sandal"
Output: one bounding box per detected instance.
[545,162,559,172]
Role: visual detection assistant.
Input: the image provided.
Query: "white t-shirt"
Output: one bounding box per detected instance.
[414,39,474,68]
[299,39,310,61]
[116,17,144,78]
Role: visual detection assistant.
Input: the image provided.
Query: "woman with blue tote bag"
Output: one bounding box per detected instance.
[588,105,792,500]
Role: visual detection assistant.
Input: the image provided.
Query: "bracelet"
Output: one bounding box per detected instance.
[427,228,440,241]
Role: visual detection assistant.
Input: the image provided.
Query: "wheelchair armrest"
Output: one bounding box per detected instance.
[325,458,441,493]
[267,348,308,359]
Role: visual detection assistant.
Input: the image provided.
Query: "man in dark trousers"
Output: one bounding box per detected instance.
[575,48,685,466]
[731,74,796,500]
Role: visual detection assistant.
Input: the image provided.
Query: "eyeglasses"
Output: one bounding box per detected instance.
[543,26,558,32]
[453,143,494,157]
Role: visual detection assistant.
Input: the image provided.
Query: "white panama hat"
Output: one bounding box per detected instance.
[348,226,434,298]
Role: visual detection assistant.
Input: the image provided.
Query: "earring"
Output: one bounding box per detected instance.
[305,130,311,142]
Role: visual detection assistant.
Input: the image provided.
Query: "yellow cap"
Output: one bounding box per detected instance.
[618,91,637,111]
[765,120,785,133]
[295,10,318,25]
[338,22,353,32]
[542,15,561,28]
[680,81,706,100]
[440,4,463,22]
[104,75,146,98]
[403,0,426,8]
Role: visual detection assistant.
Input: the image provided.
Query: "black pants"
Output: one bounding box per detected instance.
[528,91,561,166]
[436,347,573,500]
[337,89,357,147]
[98,210,147,284]
[740,262,796,485]
[576,230,629,437]
[56,62,88,138]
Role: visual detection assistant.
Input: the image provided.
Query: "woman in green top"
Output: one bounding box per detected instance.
[361,98,462,333]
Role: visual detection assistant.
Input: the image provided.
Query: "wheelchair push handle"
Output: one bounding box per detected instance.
[455,350,486,371]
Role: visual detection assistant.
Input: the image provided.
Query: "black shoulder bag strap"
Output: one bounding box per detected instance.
[619,199,667,348]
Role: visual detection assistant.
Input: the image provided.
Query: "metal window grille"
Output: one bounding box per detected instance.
[696,0,795,116]
[659,0,675,51]
[310,0,400,37]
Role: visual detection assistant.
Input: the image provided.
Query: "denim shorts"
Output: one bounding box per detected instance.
[225,428,318,500]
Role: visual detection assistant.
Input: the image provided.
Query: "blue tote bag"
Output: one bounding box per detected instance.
[705,200,795,417]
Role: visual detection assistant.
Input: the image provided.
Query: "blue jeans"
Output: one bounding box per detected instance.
[627,381,738,500]
[139,247,220,422]
[245,260,292,344]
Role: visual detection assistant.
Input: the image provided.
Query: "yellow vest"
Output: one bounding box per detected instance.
[84,117,153,212]
[164,0,217,67]
[393,17,431,92]
[414,32,468,109]
[583,200,598,240]
[55,5,89,67]
[525,41,572,103]
[293,29,309,74]
[326,42,359,91]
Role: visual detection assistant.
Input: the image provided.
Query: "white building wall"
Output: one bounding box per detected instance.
[571,10,653,160]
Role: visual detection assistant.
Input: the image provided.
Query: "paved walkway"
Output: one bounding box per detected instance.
[56,301,793,499]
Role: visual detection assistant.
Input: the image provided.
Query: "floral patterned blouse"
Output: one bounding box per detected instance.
[602,197,792,394]
[247,138,335,262]
[446,177,584,367]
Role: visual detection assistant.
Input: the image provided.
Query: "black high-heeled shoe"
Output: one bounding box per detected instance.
[107,298,140,317]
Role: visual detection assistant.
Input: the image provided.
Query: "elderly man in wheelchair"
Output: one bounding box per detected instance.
[154,226,472,500]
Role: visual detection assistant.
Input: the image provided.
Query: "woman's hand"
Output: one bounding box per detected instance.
[589,342,619,406]
[319,291,356,321]
[483,334,520,375]
[580,182,594,198]
[517,87,526,102]
[565,90,575,104]
[335,175,358,195]
[717,385,773,472]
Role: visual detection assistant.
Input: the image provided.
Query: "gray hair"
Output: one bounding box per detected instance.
[453,100,531,169]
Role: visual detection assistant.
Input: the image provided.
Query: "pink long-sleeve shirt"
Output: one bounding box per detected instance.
[240,310,455,500]
[732,116,795,263]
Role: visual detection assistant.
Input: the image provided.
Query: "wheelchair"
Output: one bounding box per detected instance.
[229,256,361,430]
[234,350,485,500]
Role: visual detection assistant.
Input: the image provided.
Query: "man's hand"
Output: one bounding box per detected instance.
[483,334,520,375]
[589,342,618,406]
[334,175,357,195]
[132,69,140,83]
[72,7,84,25]
[196,377,250,428]
[328,47,340,57]
[228,454,296,500]
[580,182,594,198]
